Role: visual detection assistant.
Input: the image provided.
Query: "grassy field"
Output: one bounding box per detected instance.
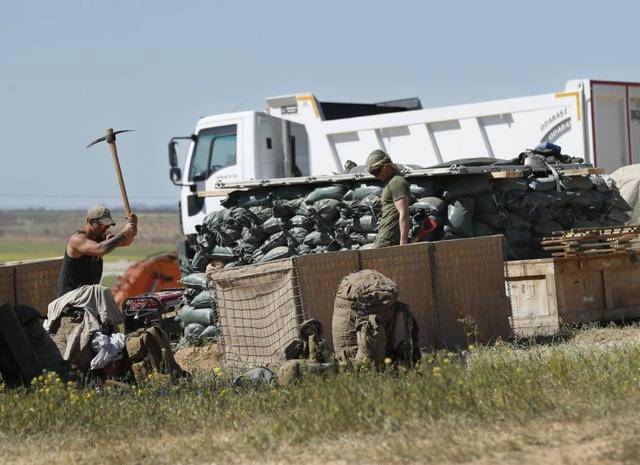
[0,209,179,263]
[2,324,640,464]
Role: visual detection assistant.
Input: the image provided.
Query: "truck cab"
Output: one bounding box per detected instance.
[169,110,311,234]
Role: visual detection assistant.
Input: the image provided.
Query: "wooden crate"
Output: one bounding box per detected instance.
[507,254,640,335]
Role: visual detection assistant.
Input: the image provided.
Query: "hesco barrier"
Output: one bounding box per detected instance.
[0,258,62,316]
[209,236,512,368]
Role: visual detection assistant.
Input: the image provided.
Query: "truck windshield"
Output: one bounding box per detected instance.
[189,125,237,181]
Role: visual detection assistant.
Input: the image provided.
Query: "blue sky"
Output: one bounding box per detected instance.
[1,0,638,209]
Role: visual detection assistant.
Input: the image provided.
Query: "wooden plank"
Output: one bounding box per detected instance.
[198,187,249,197]
[559,167,605,176]
[0,304,43,384]
[489,171,523,179]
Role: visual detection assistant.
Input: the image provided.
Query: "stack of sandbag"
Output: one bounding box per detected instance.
[332,269,420,369]
[188,171,631,267]
[176,273,220,344]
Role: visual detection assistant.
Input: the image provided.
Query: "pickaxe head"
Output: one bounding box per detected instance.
[86,129,135,148]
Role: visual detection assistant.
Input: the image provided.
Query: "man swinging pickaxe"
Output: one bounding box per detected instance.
[54,129,138,297]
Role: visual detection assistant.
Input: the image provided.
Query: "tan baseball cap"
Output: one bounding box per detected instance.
[86,205,116,226]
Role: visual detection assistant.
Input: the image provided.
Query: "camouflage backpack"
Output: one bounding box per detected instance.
[125,325,186,384]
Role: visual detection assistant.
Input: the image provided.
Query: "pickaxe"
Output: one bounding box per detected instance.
[86,128,134,217]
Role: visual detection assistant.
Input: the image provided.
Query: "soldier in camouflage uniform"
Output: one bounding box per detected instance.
[365,150,410,248]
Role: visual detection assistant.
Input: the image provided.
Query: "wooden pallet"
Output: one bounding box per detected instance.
[542,226,640,258]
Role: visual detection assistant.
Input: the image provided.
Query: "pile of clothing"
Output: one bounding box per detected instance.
[175,273,220,344]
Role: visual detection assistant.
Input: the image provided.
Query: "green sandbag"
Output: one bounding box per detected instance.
[343,185,382,201]
[571,191,603,210]
[493,179,529,192]
[473,222,495,236]
[303,231,333,246]
[242,226,266,245]
[209,246,236,261]
[446,197,475,237]
[442,175,491,201]
[178,305,215,326]
[416,197,445,215]
[606,191,632,211]
[477,211,503,229]
[474,193,498,214]
[352,215,377,233]
[180,273,209,290]
[262,217,287,234]
[311,199,341,224]
[534,220,564,236]
[305,184,349,204]
[290,215,314,229]
[273,198,308,218]
[528,176,557,192]
[561,176,594,191]
[249,206,273,223]
[288,227,310,246]
[607,208,631,224]
[505,212,531,231]
[261,231,287,253]
[526,192,559,209]
[191,290,215,309]
[259,246,294,262]
[201,325,220,339]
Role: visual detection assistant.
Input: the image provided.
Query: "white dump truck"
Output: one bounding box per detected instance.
[169,79,640,236]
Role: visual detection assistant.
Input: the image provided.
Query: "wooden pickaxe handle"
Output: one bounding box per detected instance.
[105,128,132,217]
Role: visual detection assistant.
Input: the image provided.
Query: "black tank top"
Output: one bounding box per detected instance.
[57,232,104,296]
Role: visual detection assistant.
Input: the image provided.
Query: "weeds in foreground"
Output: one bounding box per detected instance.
[2,337,640,452]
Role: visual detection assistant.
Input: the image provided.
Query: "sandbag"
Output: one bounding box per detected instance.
[248,206,273,223]
[571,191,604,210]
[607,208,631,223]
[343,185,382,201]
[529,176,558,192]
[442,175,491,201]
[352,215,377,233]
[273,198,308,218]
[209,246,236,261]
[184,323,205,339]
[493,179,529,192]
[228,191,271,208]
[290,215,314,229]
[180,273,209,290]
[178,305,216,326]
[191,290,215,309]
[288,227,310,246]
[416,197,445,215]
[474,193,499,214]
[447,197,475,237]
[477,211,503,229]
[303,231,333,246]
[259,246,293,262]
[311,199,341,225]
[505,212,531,231]
[262,217,287,234]
[200,325,220,339]
[533,220,564,236]
[305,184,349,204]
[606,191,633,211]
[261,231,288,253]
[561,176,594,191]
[473,222,495,236]
[242,226,267,245]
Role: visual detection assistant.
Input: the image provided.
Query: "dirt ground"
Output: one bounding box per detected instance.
[2,410,638,465]
[173,344,222,373]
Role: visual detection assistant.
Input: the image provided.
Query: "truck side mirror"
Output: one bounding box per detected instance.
[170,166,182,184]
[168,141,179,168]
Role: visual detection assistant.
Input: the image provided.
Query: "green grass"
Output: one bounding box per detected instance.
[2,326,640,464]
[0,240,174,263]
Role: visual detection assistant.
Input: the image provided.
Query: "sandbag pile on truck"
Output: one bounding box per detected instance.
[186,156,632,269]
